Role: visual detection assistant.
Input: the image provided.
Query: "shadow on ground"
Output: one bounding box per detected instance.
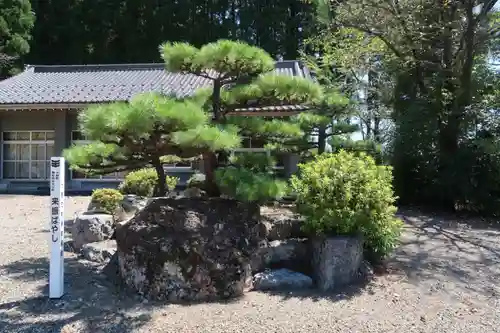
[0,256,157,333]
[257,277,371,303]
[389,209,500,298]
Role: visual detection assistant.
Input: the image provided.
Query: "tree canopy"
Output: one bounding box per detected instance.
[161,40,323,199]
[0,0,35,78]
[64,92,240,196]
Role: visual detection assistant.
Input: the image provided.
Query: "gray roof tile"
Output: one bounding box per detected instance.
[0,61,312,107]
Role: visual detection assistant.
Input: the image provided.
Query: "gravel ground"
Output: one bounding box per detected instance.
[0,196,499,333]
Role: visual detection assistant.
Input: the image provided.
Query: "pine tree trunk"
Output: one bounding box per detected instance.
[153,158,167,197]
[318,125,327,154]
[203,152,220,197]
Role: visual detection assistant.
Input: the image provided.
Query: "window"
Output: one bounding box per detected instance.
[163,159,194,171]
[232,137,284,169]
[2,131,54,180]
[71,131,126,180]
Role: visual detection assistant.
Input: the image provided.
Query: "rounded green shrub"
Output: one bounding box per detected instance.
[290,150,403,261]
[119,168,179,197]
[187,172,206,189]
[91,188,124,215]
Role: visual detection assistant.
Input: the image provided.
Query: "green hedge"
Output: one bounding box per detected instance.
[119,168,179,197]
[91,188,124,215]
[291,151,403,261]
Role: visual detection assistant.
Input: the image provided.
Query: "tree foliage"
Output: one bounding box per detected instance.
[161,40,323,199]
[27,0,314,65]
[64,92,240,196]
[0,0,35,78]
[310,0,500,214]
[291,151,402,261]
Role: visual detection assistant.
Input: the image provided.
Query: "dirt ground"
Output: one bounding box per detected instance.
[0,195,499,333]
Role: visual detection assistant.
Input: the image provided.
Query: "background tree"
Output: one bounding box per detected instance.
[63,92,240,196]
[302,25,395,148]
[161,40,323,197]
[0,0,35,79]
[310,0,500,213]
[27,0,314,65]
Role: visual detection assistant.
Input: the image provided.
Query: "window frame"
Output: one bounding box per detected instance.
[1,131,55,181]
[71,131,126,181]
[232,136,285,170]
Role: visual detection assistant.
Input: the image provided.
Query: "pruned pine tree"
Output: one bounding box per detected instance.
[63,92,240,196]
[161,40,323,199]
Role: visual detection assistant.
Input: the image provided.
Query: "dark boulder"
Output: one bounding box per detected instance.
[311,236,364,291]
[115,197,263,302]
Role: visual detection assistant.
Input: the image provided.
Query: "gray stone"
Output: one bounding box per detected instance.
[261,214,306,241]
[120,194,148,215]
[115,197,263,302]
[81,240,117,263]
[71,214,115,250]
[251,239,309,273]
[87,194,148,223]
[253,269,313,291]
[311,236,364,291]
[182,187,206,198]
[359,260,374,281]
[102,252,121,285]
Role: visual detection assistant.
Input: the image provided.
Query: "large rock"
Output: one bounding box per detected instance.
[71,213,115,250]
[253,269,313,291]
[251,239,309,274]
[261,214,306,241]
[81,240,116,263]
[311,236,363,291]
[115,197,263,302]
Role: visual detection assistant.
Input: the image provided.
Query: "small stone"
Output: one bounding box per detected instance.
[251,239,308,273]
[71,213,114,250]
[311,236,363,291]
[253,269,313,291]
[261,214,305,241]
[81,240,116,263]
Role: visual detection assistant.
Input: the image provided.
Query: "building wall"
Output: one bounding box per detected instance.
[0,108,300,194]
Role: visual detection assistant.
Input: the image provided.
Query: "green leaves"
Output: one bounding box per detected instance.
[291,151,401,260]
[160,42,200,73]
[216,166,289,203]
[0,0,34,78]
[161,40,275,79]
[65,92,241,178]
[171,125,241,151]
[225,73,323,106]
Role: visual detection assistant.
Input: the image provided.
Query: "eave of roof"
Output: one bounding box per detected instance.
[0,60,313,112]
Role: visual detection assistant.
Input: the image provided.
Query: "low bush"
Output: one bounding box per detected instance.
[215,167,288,203]
[119,168,179,197]
[290,150,402,262]
[187,172,206,189]
[91,188,124,215]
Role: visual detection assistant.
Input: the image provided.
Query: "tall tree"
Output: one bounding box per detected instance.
[27,0,314,65]
[311,0,500,212]
[0,0,35,78]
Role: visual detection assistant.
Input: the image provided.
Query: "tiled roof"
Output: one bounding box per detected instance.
[0,61,312,106]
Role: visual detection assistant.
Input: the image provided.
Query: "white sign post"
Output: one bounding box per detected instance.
[49,157,65,299]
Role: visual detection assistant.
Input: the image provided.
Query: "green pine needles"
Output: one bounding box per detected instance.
[66,40,324,201]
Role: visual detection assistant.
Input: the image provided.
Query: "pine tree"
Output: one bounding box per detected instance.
[63,93,240,196]
[161,40,323,200]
